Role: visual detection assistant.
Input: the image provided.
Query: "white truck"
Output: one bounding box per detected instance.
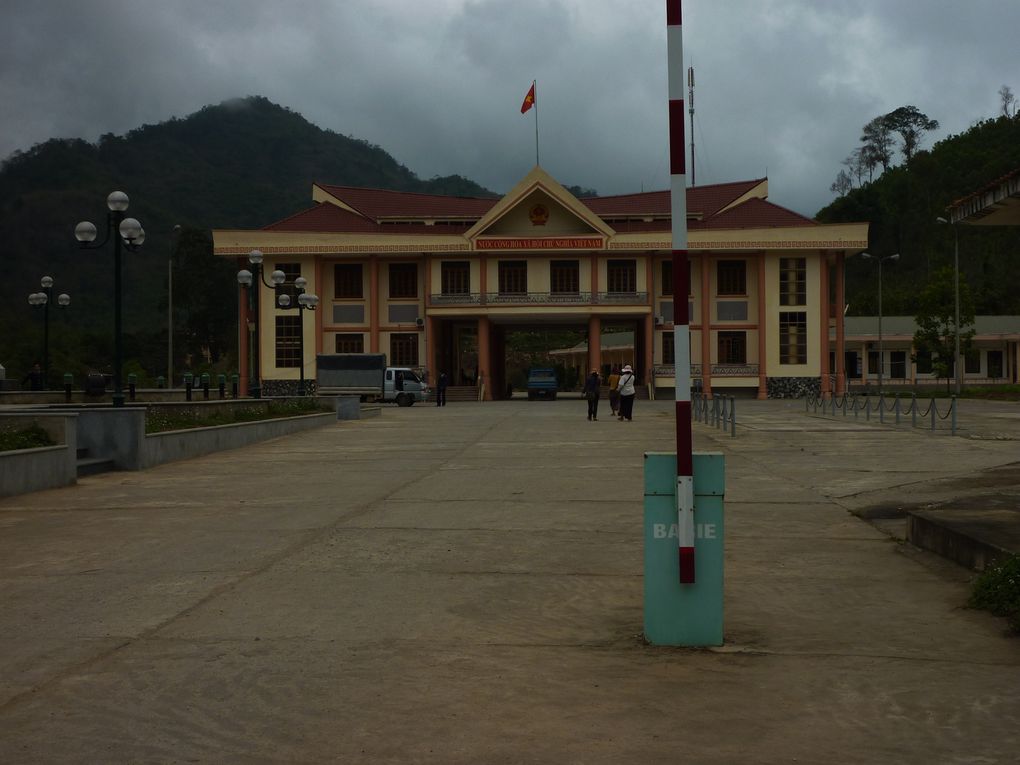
[316,353,429,406]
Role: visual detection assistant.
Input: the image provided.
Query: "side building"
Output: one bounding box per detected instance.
[213,167,868,399]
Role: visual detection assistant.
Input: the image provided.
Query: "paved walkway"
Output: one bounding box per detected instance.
[1,399,1018,763]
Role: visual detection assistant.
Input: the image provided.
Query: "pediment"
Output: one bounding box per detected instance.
[466,166,615,241]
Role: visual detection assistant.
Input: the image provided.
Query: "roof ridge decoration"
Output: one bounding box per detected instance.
[312,183,375,220]
[464,165,616,242]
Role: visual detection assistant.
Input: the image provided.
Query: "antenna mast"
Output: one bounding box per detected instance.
[688,66,695,187]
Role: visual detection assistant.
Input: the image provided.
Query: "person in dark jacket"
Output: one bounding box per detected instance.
[22,362,44,391]
[583,370,601,421]
[436,371,448,406]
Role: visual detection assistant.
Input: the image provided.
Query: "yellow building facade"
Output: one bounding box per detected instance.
[213,167,868,399]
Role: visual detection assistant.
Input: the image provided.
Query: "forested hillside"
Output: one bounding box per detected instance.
[817,113,1020,317]
[0,97,496,384]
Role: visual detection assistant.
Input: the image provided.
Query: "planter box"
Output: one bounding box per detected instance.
[0,413,77,498]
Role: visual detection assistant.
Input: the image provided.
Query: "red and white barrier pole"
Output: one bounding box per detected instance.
[667,0,695,584]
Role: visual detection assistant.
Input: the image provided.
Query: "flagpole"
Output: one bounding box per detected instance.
[533,80,540,166]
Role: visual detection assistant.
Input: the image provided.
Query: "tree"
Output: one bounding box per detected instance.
[830,169,853,196]
[883,105,939,163]
[861,115,895,172]
[913,266,975,390]
[999,85,1017,118]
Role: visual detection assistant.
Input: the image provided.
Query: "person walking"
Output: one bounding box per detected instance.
[436,371,448,407]
[582,370,601,421]
[607,365,621,417]
[617,364,636,421]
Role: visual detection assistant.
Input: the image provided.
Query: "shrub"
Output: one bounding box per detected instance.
[969,555,1020,633]
[0,424,55,452]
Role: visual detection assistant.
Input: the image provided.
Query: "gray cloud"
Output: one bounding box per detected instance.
[2,0,1017,217]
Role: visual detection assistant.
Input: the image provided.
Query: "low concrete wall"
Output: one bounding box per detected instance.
[0,414,77,498]
[76,408,147,470]
[140,412,335,469]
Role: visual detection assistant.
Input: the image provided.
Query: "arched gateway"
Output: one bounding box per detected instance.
[214,167,868,399]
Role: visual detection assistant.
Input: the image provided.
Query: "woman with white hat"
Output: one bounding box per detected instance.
[616,364,636,421]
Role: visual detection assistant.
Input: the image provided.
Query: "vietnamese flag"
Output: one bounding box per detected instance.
[520,83,536,114]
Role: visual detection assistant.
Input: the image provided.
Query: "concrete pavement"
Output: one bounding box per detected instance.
[1,398,1018,763]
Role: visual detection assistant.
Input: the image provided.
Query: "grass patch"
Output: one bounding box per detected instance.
[969,555,1020,633]
[0,424,55,452]
[145,399,331,434]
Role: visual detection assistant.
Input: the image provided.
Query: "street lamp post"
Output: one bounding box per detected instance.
[237,249,285,399]
[276,276,319,395]
[74,191,144,407]
[27,276,71,388]
[168,224,180,386]
[861,252,899,393]
[936,217,962,395]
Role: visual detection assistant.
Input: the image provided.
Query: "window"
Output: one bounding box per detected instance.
[275,316,301,367]
[965,350,981,374]
[662,332,675,365]
[334,333,364,354]
[334,263,363,299]
[779,258,806,306]
[661,260,672,296]
[988,350,1004,379]
[441,261,470,295]
[550,260,579,294]
[915,349,932,374]
[275,263,301,305]
[718,331,747,365]
[499,261,527,294]
[607,259,636,293]
[779,311,807,364]
[717,260,746,296]
[389,263,417,298]
[390,333,419,367]
[868,351,881,377]
[845,351,861,379]
[890,351,907,379]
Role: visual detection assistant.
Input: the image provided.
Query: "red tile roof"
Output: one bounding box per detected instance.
[264,178,814,234]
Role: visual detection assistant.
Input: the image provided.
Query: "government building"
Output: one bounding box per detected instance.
[213,167,868,399]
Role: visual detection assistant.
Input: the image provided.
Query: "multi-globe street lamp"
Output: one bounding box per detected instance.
[861,252,899,393]
[74,191,145,407]
[27,276,71,388]
[935,216,962,395]
[237,249,283,399]
[277,276,319,395]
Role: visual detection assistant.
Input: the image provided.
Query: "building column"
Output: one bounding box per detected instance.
[588,315,601,375]
[820,253,832,398]
[478,254,487,303]
[369,256,380,353]
[700,253,713,398]
[314,256,324,357]
[427,316,438,382]
[238,275,250,397]
[478,316,492,401]
[834,252,846,395]
[643,313,654,388]
[755,252,767,399]
[590,252,599,299]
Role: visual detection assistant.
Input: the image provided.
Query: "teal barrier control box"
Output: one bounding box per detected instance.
[643,452,725,646]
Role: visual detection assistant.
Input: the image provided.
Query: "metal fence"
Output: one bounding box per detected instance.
[806,392,958,435]
[692,392,736,437]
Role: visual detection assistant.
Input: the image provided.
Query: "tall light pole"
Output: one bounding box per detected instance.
[277,276,319,395]
[861,252,899,393]
[74,191,145,407]
[28,276,71,388]
[237,249,285,399]
[935,217,962,394]
[168,224,180,386]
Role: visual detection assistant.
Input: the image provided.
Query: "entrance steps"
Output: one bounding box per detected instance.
[443,386,480,402]
[76,447,115,478]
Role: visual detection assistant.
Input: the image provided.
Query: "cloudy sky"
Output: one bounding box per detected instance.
[3,0,1018,217]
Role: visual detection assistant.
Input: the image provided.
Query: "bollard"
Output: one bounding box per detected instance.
[894,394,901,425]
[730,397,736,437]
[231,373,239,399]
[184,373,193,402]
[931,399,936,431]
[842,393,848,417]
[951,395,957,436]
[866,396,870,421]
[63,372,73,403]
[201,373,211,400]
[878,394,885,424]
[911,393,917,428]
[218,373,226,399]
[157,375,165,389]
[128,373,137,402]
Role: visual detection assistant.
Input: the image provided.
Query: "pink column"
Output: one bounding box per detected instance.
[820,253,831,398]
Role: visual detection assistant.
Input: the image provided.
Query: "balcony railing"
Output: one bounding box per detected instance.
[430,291,649,306]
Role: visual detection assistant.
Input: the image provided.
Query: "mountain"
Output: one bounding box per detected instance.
[0,96,498,384]
[816,114,1020,318]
